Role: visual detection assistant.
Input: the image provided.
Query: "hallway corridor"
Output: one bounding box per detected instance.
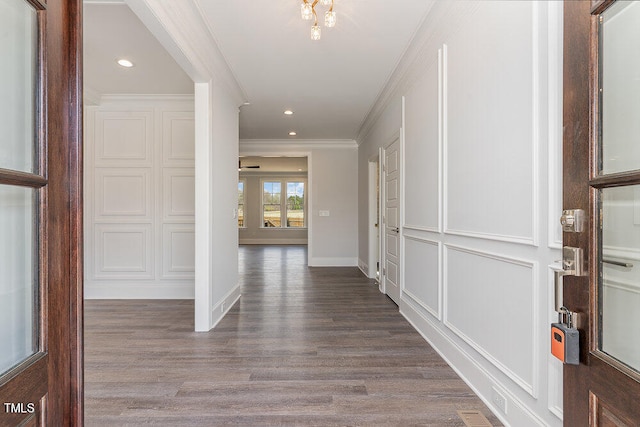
[84,245,501,425]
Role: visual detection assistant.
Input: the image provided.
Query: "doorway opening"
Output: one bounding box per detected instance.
[238,156,309,246]
[368,154,381,282]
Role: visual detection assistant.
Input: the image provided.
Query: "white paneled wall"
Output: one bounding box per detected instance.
[85,97,195,299]
[358,1,564,426]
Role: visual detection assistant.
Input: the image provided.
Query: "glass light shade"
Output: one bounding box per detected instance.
[325,10,336,27]
[311,24,321,40]
[320,0,332,5]
[301,3,313,20]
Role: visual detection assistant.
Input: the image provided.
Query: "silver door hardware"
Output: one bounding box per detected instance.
[552,267,580,364]
[560,209,585,233]
[553,270,578,326]
[554,269,566,313]
[562,246,586,276]
[390,227,399,233]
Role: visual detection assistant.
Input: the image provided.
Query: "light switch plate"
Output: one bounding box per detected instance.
[319,210,330,217]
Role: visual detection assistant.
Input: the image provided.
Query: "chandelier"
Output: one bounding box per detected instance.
[300,0,336,41]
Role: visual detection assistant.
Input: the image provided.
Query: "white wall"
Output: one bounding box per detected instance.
[239,172,308,244]
[125,0,246,331]
[357,1,564,426]
[241,140,358,267]
[206,80,241,327]
[84,96,195,299]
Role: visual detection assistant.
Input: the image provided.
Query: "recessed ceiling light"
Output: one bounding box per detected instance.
[284,110,294,115]
[289,131,297,136]
[117,59,134,68]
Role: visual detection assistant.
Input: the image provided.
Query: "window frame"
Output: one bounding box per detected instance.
[260,178,307,229]
[237,179,246,228]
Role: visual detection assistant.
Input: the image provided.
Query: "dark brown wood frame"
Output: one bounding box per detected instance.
[0,1,84,425]
[45,0,84,424]
[563,1,640,424]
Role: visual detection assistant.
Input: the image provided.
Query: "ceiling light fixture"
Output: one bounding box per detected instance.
[300,0,335,41]
[117,58,134,68]
[284,110,294,115]
[289,131,297,136]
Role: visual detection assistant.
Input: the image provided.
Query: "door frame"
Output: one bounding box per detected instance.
[0,0,84,425]
[380,130,403,302]
[562,1,640,424]
[367,153,380,280]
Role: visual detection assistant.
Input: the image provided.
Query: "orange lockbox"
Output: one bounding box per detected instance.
[551,323,579,365]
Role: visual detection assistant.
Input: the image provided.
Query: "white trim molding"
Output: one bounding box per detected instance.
[308,257,358,267]
[125,0,247,105]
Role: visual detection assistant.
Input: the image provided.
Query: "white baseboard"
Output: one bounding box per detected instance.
[400,297,553,427]
[358,263,369,278]
[358,259,370,277]
[209,283,242,330]
[239,238,308,245]
[85,282,194,299]
[308,257,358,267]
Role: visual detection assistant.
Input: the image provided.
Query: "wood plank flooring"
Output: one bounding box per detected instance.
[85,245,501,426]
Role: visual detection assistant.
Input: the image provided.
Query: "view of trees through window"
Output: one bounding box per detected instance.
[237,181,244,227]
[262,181,305,228]
[286,182,305,227]
[263,181,281,227]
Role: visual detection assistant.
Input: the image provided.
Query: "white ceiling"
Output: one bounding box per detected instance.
[83,2,193,96]
[83,0,435,141]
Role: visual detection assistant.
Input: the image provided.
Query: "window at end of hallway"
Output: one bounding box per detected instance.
[286,182,305,228]
[238,180,245,228]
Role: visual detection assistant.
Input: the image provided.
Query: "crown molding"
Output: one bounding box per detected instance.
[125,0,247,106]
[99,94,194,103]
[240,139,357,152]
[357,0,453,144]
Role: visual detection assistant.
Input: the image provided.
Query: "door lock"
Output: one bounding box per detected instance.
[560,209,585,233]
[562,246,586,277]
[551,245,585,365]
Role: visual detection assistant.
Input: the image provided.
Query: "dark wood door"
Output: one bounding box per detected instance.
[0,0,82,425]
[563,1,640,425]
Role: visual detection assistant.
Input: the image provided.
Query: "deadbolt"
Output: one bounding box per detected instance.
[560,209,585,233]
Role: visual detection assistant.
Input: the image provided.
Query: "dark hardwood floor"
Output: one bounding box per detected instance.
[85,245,501,426]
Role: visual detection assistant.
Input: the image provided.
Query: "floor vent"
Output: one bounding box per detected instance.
[457,410,493,427]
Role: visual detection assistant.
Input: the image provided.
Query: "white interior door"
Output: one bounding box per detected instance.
[384,137,401,304]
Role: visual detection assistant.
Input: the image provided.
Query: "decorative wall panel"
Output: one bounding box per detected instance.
[163,169,195,220]
[162,224,195,278]
[85,102,195,298]
[444,1,537,245]
[94,224,153,279]
[403,236,440,318]
[95,168,151,220]
[95,111,153,166]
[403,55,440,231]
[445,244,537,396]
[162,112,195,166]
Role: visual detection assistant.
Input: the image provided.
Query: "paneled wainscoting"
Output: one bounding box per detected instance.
[85,245,501,426]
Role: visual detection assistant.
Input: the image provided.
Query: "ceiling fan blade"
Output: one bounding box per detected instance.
[239,160,260,169]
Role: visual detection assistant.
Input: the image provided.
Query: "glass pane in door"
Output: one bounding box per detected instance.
[0,185,37,375]
[600,185,640,372]
[600,1,640,175]
[0,0,38,173]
